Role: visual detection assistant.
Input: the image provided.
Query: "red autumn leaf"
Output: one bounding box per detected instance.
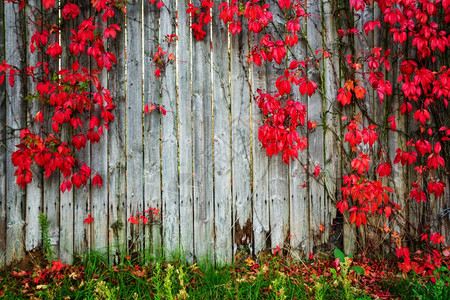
[414,109,430,125]
[93,174,103,187]
[84,214,94,224]
[313,164,320,177]
[376,162,392,178]
[387,116,396,131]
[351,152,371,174]
[410,183,426,203]
[354,86,366,99]
[43,0,55,10]
[349,0,366,12]
[337,88,352,106]
[362,125,378,146]
[427,180,446,198]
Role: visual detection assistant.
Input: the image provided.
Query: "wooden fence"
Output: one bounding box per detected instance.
[1,0,449,266]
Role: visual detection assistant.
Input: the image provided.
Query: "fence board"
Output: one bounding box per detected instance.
[0,0,6,266]
[73,1,92,257]
[126,0,144,254]
[88,11,110,259]
[108,8,127,264]
[212,4,232,263]
[59,1,74,264]
[160,0,179,258]
[289,17,310,256]
[307,0,326,250]
[192,0,214,261]
[251,34,270,255]
[5,1,26,263]
[176,0,194,262]
[322,0,340,249]
[25,0,42,253]
[144,1,162,258]
[267,3,289,251]
[231,22,252,254]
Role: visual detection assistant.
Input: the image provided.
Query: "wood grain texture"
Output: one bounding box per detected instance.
[307,0,325,250]
[5,1,26,263]
[73,1,92,257]
[0,0,6,266]
[212,3,232,263]
[192,0,214,262]
[267,2,289,251]
[126,0,144,254]
[108,7,127,265]
[90,10,109,258]
[231,21,252,255]
[289,16,310,256]
[176,0,194,263]
[25,0,42,253]
[251,31,270,256]
[59,0,74,264]
[143,1,161,258]
[160,0,179,258]
[322,0,340,249]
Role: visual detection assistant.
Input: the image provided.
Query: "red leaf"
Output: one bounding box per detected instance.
[84,214,94,224]
[43,0,55,10]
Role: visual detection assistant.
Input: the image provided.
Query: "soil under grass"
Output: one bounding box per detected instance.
[0,249,449,299]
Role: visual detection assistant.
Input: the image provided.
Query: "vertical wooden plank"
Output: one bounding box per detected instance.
[231,21,252,255]
[212,4,232,263]
[5,0,26,263]
[0,0,6,266]
[251,37,270,255]
[59,1,74,264]
[143,1,161,258]
[322,0,340,249]
[307,0,325,250]
[267,2,289,251]
[289,12,310,256]
[108,7,127,264]
[176,0,193,263]
[90,13,109,258]
[126,0,144,254]
[24,0,42,253]
[73,1,92,257]
[192,0,214,261]
[160,0,179,258]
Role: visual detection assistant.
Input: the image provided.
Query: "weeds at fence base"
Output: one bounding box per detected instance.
[0,247,449,299]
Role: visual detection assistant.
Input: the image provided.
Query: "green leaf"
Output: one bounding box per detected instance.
[352,266,365,275]
[334,248,346,263]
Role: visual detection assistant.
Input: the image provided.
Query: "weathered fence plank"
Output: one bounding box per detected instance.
[0,0,6,266]
[322,0,340,250]
[5,1,26,263]
[192,0,214,261]
[176,0,194,262]
[307,0,326,250]
[126,0,144,254]
[160,0,179,258]
[212,3,232,263]
[25,0,42,253]
[59,0,75,264]
[289,17,310,256]
[267,3,289,251]
[73,1,92,257]
[108,7,127,265]
[91,10,110,257]
[144,1,162,258]
[231,21,252,254]
[251,33,270,256]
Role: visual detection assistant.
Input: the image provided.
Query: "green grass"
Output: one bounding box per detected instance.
[0,249,448,299]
